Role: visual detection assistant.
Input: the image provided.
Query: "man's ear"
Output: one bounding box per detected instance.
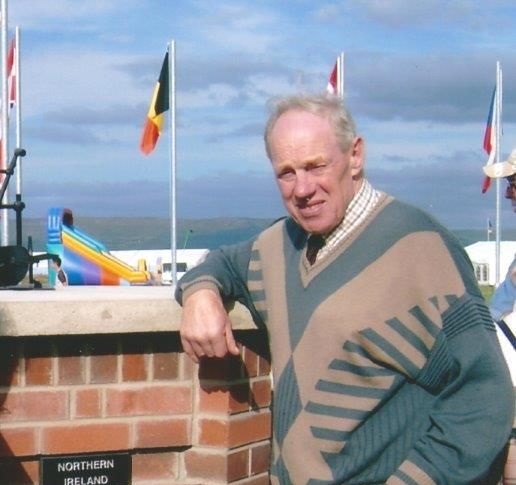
[349,136,364,177]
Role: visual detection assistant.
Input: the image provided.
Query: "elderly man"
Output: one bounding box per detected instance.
[176,93,513,484]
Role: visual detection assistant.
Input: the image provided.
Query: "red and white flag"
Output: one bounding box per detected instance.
[326,60,338,95]
[0,37,16,172]
[7,37,16,108]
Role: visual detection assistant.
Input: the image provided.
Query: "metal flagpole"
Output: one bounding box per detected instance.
[336,54,341,97]
[1,0,9,246]
[495,61,502,286]
[14,26,22,247]
[15,26,20,195]
[168,40,177,287]
[339,52,345,98]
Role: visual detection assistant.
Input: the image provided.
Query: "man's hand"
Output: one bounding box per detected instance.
[180,288,240,363]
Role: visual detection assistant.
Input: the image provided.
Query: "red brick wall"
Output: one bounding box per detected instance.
[0,331,272,484]
[506,438,516,485]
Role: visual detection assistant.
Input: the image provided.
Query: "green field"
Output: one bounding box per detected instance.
[480,285,495,303]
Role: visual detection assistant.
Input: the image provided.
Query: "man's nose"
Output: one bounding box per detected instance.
[293,171,315,199]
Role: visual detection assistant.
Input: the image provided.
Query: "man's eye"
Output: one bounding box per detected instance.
[308,164,326,174]
[278,170,295,180]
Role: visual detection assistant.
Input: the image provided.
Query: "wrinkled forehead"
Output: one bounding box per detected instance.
[270,110,332,144]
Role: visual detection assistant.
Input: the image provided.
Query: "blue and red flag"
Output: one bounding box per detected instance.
[482,87,497,193]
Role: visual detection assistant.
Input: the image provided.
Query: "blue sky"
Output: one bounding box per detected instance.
[6,0,516,231]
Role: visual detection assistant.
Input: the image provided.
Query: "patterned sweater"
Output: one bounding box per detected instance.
[176,195,514,485]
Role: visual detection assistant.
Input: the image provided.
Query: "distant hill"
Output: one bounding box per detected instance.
[11,217,277,251]
[9,217,516,251]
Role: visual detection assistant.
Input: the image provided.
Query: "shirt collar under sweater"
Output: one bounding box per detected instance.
[314,179,381,262]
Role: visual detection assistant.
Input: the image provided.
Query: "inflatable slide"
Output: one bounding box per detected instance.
[47,207,150,286]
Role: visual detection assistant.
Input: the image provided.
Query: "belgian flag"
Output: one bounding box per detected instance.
[140,52,169,155]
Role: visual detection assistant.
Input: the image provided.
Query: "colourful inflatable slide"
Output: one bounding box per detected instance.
[47,207,150,286]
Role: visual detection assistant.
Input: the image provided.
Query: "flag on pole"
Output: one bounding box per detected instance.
[140,51,169,155]
[482,87,497,193]
[7,37,15,108]
[326,59,338,95]
[0,37,16,168]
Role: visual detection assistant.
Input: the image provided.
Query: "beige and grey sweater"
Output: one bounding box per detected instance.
[176,194,514,485]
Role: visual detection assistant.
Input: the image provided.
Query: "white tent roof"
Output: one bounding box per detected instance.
[464,241,516,285]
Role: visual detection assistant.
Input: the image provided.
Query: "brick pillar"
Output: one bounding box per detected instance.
[505,438,516,485]
[184,331,272,484]
[0,330,272,485]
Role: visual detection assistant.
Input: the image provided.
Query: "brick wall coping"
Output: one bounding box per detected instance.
[0,286,255,337]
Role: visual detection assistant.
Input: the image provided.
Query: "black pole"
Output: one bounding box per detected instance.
[15,193,24,246]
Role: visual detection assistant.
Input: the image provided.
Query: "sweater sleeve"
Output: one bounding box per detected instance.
[386,296,514,485]
[174,238,262,322]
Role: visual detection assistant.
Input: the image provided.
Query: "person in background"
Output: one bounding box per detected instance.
[483,150,516,484]
[483,149,516,365]
[490,256,516,383]
[484,150,516,325]
[177,93,514,485]
[52,256,68,287]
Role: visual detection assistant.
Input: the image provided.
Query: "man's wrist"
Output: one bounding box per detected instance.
[181,279,221,305]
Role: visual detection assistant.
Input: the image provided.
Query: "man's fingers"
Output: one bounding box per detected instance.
[180,335,199,364]
[225,320,240,356]
[181,321,238,361]
[181,325,230,359]
[210,334,231,358]
[179,289,239,361]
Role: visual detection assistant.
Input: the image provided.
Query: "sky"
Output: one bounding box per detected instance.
[5,0,516,232]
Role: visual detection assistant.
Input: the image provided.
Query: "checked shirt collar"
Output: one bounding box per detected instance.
[314,179,381,262]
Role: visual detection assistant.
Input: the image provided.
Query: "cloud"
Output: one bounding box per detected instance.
[22,179,170,218]
[348,52,516,123]
[369,149,515,229]
[348,0,473,28]
[183,2,282,56]
[313,4,344,23]
[11,0,140,32]
[178,172,285,218]
[26,122,103,145]
[23,50,144,116]
[42,104,146,127]
[20,171,285,220]
[323,0,513,31]
[178,58,290,91]
[226,122,264,138]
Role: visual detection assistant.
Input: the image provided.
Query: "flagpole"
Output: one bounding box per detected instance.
[168,40,177,288]
[1,0,9,246]
[495,61,502,286]
[15,26,21,195]
[338,52,345,98]
[14,26,22,246]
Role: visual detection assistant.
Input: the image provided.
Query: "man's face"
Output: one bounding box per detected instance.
[268,109,364,234]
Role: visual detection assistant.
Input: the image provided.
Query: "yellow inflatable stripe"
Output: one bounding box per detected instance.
[62,230,149,283]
